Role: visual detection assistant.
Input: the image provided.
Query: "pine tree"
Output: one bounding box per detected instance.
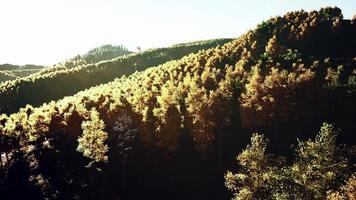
[77,108,108,164]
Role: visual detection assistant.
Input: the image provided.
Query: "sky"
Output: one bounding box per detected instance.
[0,0,355,66]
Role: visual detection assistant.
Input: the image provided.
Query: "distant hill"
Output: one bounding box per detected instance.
[54,44,132,70]
[0,63,44,71]
[0,39,232,114]
[0,64,44,82]
[81,44,132,64]
[0,44,131,83]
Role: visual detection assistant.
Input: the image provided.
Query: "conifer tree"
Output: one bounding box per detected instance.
[77,108,108,164]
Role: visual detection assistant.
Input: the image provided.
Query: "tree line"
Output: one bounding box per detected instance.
[0,39,232,114]
[0,7,355,199]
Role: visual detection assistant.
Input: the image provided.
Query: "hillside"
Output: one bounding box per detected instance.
[0,7,355,200]
[0,39,232,114]
[0,64,44,71]
[0,44,130,83]
[49,44,132,71]
[80,44,132,64]
[0,71,18,82]
[0,44,131,83]
[0,64,44,82]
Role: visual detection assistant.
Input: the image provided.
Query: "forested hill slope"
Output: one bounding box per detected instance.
[49,44,132,71]
[0,64,44,71]
[0,71,18,82]
[0,64,45,82]
[14,44,133,80]
[0,39,232,114]
[0,7,355,200]
[81,44,132,64]
[0,44,129,83]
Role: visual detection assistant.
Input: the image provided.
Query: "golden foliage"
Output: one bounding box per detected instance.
[77,108,109,163]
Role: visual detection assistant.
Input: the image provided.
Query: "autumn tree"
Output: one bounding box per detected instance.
[265,36,281,57]
[240,63,316,128]
[327,173,356,200]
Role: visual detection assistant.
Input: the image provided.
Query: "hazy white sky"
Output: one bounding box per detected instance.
[0,0,354,66]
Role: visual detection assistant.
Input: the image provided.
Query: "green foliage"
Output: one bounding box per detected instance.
[319,7,343,21]
[225,133,280,200]
[256,20,276,38]
[225,123,354,200]
[281,49,300,61]
[82,44,131,64]
[291,123,349,199]
[348,76,356,87]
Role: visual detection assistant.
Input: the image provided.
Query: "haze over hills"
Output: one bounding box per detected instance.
[0,44,133,83]
[1,0,354,66]
[0,7,355,200]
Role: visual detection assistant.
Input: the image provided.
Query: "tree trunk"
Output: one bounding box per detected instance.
[0,152,3,169]
[122,161,126,188]
[218,129,222,167]
[5,152,9,164]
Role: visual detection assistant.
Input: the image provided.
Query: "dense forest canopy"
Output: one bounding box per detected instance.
[0,7,355,200]
[0,44,129,83]
[0,39,231,114]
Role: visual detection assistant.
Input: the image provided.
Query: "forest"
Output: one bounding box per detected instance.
[0,7,355,200]
[0,64,44,82]
[0,39,231,114]
[0,44,130,83]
